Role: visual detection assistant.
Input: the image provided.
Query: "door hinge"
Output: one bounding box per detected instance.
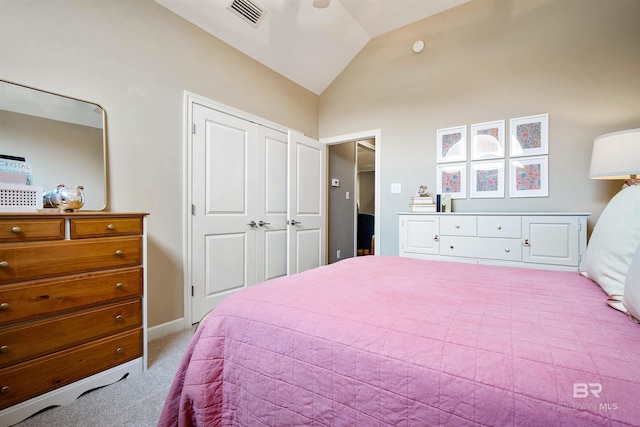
[192,122,196,134]
[191,285,194,297]
[191,204,196,216]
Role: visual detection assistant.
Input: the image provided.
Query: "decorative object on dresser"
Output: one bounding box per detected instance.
[409,186,436,212]
[398,212,589,271]
[0,212,148,426]
[42,184,85,212]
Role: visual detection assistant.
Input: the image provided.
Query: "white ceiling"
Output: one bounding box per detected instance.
[154,0,469,95]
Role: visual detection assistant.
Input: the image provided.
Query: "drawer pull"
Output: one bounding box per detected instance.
[11,226,21,234]
[116,282,124,289]
[0,303,9,311]
[116,347,124,355]
[449,245,454,249]
[115,249,123,256]
[497,225,502,230]
[0,386,9,394]
[107,224,115,231]
[455,224,460,229]
[433,235,439,241]
[0,261,8,269]
[0,346,9,353]
[505,248,510,253]
[115,314,124,322]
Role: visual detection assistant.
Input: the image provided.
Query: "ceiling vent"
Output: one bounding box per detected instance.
[227,0,266,28]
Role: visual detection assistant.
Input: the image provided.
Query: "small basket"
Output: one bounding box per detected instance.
[0,183,43,212]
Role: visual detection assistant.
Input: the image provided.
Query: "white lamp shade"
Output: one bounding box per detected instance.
[589,128,640,179]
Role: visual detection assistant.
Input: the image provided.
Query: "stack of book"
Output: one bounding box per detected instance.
[409,195,436,212]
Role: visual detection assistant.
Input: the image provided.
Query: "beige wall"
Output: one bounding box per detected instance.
[319,0,640,255]
[0,0,318,328]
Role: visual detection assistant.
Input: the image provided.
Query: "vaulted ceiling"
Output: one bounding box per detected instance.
[154,0,469,95]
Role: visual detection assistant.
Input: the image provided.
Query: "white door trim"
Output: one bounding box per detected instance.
[321,129,382,256]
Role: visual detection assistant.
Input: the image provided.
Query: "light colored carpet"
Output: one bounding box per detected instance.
[14,326,196,427]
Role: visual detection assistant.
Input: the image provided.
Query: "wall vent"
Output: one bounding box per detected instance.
[227,0,266,28]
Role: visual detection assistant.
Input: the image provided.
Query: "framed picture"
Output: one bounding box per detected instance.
[509,113,549,157]
[436,162,466,199]
[470,160,505,198]
[470,120,505,160]
[436,125,467,163]
[509,156,548,198]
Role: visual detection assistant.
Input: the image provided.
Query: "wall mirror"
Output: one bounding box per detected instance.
[0,79,107,210]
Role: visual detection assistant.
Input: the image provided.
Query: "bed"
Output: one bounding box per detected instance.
[159,186,640,426]
[158,255,640,426]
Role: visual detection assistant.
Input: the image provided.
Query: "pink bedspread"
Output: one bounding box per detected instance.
[159,256,640,426]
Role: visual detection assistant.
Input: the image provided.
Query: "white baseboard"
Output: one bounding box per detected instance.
[147,317,187,341]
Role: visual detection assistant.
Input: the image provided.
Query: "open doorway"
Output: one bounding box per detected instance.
[324,129,380,263]
[356,140,375,256]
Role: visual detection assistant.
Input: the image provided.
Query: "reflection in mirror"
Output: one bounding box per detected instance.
[0,79,107,210]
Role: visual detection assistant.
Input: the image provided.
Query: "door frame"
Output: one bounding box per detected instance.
[321,129,382,258]
[182,92,291,328]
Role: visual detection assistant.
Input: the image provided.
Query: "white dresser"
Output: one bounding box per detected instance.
[398,212,590,271]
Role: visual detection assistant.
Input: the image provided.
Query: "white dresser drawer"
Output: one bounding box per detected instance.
[478,216,521,238]
[440,216,476,236]
[440,236,522,261]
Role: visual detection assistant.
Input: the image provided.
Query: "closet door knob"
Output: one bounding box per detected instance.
[523,239,530,247]
[433,235,439,241]
[247,221,257,227]
[258,221,270,226]
[289,220,301,226]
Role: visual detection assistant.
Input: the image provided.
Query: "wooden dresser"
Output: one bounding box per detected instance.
[0,212,147,426]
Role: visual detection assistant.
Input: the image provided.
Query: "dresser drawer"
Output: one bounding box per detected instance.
[0,236,142,284]
[440,216,477,236]
[70,217,143,239]
[0,219,64,243]
[477,216,521,238]
[0,328,142,410]
[0,299,141,368]
[440,236,522,261]
[0,267,142,327]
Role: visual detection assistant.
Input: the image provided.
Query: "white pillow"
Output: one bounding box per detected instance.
[622,243,640,322]
[583,185,640,296]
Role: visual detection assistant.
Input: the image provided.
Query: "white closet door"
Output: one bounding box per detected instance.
[256,126,288,283]
[288,130,326,274]
[191,103,257,322]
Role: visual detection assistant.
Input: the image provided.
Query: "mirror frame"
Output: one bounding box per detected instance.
[0,79,108,211]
